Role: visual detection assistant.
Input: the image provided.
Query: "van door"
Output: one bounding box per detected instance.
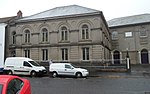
[63,64,75,76]
[21,61,32,75]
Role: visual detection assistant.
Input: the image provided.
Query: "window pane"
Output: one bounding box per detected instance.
[82,30,85,39]
[125,32,132,37]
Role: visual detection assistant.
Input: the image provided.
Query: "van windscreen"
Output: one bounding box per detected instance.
[28,61,40,66]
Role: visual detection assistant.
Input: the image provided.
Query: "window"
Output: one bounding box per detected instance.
[82,48,89,60]
[62,48,68,60]
[112,31,118,40]
[12,31,16,44]
[24,30,30,43]
[24,49,30,58]
[0,84,2,94]
[42,28,48,42]
[82,25,89,39]
[42,49,48,60]
[125,32,132,37]
[140,30,147,37]
[23,61,32,67]
[61,26,68,41]
[7,78,23,94]
[65,64,71,69]
[11,50,16,57]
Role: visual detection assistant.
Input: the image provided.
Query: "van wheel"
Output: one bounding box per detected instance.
[76,72,82,78]
[52,72,57,78]
[30,71,36,77]
[8,70,13,75]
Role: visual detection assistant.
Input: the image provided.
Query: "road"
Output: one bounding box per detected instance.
[24,75,150,94]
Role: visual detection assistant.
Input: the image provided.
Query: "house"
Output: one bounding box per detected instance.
[7,5,111,63]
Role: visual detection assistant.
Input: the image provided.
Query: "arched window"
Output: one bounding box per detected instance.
[141,49,149,64]
[42,28,48,42]
[112,31,118,40]
[24,30,30,43]
[12,31,16,44]
[61,26,68,41]
[81,24,89,39]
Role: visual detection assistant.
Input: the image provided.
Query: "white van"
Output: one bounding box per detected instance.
[4,57,47,76]
[49,63,89,78]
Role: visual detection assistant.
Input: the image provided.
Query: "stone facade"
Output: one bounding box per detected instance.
[7,5,111,63]
[108,14,150,64]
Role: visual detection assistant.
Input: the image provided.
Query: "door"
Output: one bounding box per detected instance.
[21,61,32,75]
[113,50,120,64]
[141,49,149,64]
[63,64,75,76]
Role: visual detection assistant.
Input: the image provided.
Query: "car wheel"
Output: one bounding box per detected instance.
[52,72,57,78]
[76,72,82,78]
[30,71,36,77]
[8,70,13,75]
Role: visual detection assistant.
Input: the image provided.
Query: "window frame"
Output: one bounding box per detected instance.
[24,49,30,58]
[125,31,133,38]
[42,49,48,61]
[112,31,118,40]
[140,30,147,37]
[81,24,89,40]
[61,48,68,61]
[12,31,16,44]
[61,26,68,41]
[41,28,48,42]
[24,30,30,43]
[82,47,90,60]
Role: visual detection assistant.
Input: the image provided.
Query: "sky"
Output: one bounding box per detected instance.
[0,0,150,20]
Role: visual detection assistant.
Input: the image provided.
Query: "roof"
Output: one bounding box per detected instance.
[107,14,150,27]
[0,16,16,23]
[18,5,100,21]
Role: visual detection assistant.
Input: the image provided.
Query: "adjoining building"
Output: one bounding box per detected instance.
[7,5,111,63]
[0,15,19,71]
[108,14,150,64]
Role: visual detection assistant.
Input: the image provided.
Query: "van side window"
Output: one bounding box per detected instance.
[23,61,32,67]
[65,64,71,69]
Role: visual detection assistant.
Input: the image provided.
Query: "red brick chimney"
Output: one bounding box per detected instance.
[17,10,22,18]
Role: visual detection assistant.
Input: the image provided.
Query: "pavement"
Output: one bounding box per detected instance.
[89,64,150,78]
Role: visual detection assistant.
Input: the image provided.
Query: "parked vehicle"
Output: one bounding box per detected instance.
[49,63,89,78]
[4,57,47,77]
[0,75,31,94]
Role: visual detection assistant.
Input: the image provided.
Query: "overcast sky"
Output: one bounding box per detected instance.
[0,0,150,20]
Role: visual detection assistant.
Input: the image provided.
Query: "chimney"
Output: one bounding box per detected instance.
[17,10,22,18]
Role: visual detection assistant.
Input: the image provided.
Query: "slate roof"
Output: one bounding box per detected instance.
[18,5,100,21]
[107,14,150,27]
[0,16,16,23]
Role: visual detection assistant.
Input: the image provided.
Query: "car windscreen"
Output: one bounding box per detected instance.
[0,84,3,94]
[28,61,40,66]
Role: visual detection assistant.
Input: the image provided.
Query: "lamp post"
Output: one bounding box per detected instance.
[126,48,131,72]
